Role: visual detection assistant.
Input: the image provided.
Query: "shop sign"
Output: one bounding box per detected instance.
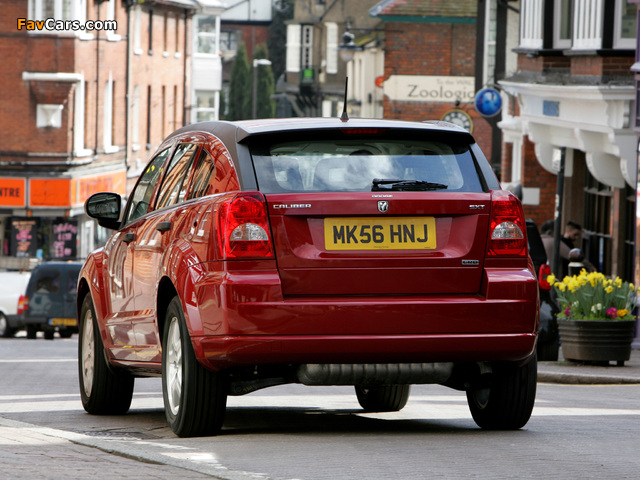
[0,178,27,208]
[383,75,475,103]
[11,218,38,258]
[30,179,70,207]
[51,218,77,259]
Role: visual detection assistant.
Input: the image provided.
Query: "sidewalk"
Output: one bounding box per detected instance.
[538,347,640,384]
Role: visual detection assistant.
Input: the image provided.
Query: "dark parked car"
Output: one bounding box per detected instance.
[20,261,82,340]
[525,219,560,361]
[78,117,539,437]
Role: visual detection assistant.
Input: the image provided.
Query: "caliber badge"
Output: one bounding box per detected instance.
[377,200,389,213]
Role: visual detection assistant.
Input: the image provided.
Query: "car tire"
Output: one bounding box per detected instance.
[355,385,411,412]
[44,329,54,340]
[26,325,37,339]
[59,330,73,339]
[162,296,227,438]
[78,293,134,415]
[466,354,537,430]
[0,313,15,338]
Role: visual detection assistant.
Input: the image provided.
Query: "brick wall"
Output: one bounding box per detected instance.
[382,21,494,160]
[520,136,556,227]
[0,0,191,194]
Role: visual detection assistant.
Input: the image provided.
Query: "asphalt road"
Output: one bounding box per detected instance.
[1,335,640,480]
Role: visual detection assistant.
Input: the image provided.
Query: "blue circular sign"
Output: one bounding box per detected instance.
[474,88,502,117]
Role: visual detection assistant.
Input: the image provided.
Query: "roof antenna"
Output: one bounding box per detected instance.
[340,76,349,122]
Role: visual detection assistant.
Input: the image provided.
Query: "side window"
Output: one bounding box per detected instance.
[125,149,170,224]
[188,151,216,199]
[187,141,239,198]
[155,143,200,209]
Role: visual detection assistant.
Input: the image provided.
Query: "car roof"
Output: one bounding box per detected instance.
[164,117,475,145]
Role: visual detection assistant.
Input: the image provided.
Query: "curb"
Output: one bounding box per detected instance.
[538,371,640,385]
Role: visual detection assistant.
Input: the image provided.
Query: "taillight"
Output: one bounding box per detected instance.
[217,192,274,259]
[17,295,28,315]
[487,191,527,257]
[538,264,552,290]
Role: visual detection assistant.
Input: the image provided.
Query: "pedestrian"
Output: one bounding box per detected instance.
[540,220,556,264]
[562,220,583,250]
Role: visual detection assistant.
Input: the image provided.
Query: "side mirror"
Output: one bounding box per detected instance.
[85,192,122,230]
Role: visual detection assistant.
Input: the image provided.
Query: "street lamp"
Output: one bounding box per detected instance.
[252,58,272,119]
[338,32,362,63]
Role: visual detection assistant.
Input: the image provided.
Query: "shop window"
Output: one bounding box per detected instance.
[583,168,613,276]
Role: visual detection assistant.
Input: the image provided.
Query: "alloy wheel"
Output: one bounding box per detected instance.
[80,309,95,397]
[166,316,183,416]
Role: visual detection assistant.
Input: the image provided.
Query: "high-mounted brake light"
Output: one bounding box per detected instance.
[217,192,274,259]
[487,191,527,257]
[339,128,387,135]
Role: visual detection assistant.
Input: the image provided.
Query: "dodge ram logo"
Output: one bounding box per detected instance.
[378,201,389,213]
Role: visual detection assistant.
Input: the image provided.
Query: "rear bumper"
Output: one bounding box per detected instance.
[6,314,25,329]
[186,264,539,370]
[194,333,538,371]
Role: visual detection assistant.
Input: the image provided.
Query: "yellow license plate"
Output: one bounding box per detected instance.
[50,318,77,327]
[324,217,436,250]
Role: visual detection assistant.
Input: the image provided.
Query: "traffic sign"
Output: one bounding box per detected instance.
[474,88,502,117]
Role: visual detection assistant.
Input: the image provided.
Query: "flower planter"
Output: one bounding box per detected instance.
[558,319,637,366]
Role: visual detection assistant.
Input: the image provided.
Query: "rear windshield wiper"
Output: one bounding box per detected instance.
[372,178,448,192]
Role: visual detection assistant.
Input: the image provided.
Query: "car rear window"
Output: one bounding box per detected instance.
[251,137,484,193]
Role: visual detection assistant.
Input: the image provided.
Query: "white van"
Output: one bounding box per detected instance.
[0,271,32,337]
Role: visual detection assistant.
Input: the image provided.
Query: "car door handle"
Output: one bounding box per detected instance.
[157,221,172,232]
[123,232,135,243]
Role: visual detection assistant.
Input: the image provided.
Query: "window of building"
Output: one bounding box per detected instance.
[146,85,152,148]
[173,86,178,131]
[105,0,120,41]
[301,24,314,69]
[103,74,118,153]
[163,13,169,54]
[175,14,182,57]
[29,0,87,33]
[161,86,166,139]
[554,0,572,49]
[583,167,613,276]
[325,22,338,75]
[133,6,142,54]
[220,30,238,55]
[196,16,218,55]
[614,0,636,49]
[132,85,140,149]
[572,0,604,50]
[194,91,217,122]
[519,0,544,49]
[286,24,301,72]
[148,9,154,55]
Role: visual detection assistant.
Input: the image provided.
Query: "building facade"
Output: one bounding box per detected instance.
[499,0,636,282]
[281,0,382,118]
[0,0,209,265]
[370,0,497,159]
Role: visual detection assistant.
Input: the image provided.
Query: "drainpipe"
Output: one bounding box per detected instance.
[94,1,100,156]
[125,1,133,173]
[552,147,566,278]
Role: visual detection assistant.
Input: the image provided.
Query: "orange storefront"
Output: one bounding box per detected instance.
[0,171,127,261]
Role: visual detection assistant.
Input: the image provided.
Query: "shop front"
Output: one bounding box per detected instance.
[0,169,126,268]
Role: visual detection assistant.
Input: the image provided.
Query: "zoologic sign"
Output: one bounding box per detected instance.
[383,75,475,103]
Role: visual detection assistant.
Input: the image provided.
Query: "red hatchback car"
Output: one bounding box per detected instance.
[78,117,539,437]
